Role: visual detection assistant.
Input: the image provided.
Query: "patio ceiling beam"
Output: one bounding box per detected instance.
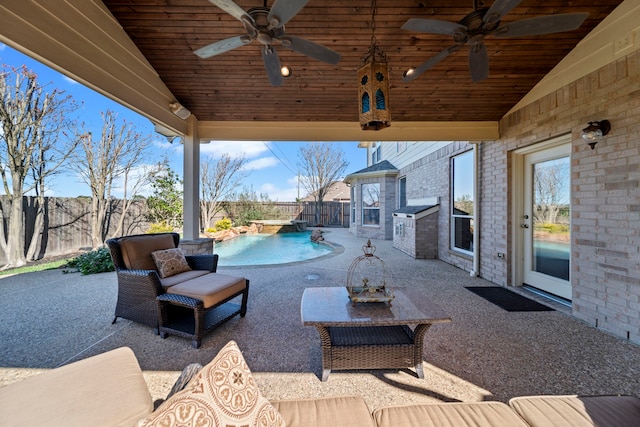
[197,121,500,142]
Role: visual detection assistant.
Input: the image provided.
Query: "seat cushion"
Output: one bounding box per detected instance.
[138,340,284,427]
[509,394,640,427]
[272,396,375,427]
[166,273,246,308]
[372,401,529,427]
[119,233,176,271]
[0,347,152,427]
[159,269,210,288]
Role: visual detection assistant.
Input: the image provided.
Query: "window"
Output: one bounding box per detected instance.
[362,183,380,225]
[399,177,407,208]
[351,185,356,224]
[371,144,381,164]
[451,151,474,253]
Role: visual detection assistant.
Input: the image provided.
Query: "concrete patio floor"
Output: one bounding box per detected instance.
[1,228,638,410]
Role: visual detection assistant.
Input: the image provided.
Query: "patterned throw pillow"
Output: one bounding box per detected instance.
[151,248,192,278]
[138,340,285,427]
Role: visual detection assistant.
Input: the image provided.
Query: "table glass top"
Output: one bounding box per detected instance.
[301,287,451,326]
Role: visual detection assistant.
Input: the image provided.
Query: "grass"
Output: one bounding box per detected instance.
[0,259,71,276]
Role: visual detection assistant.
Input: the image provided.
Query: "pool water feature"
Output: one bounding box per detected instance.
[214,231,333,266]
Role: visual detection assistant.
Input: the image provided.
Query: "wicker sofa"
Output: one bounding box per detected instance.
[106,232,249,348]
[1,343,638,427]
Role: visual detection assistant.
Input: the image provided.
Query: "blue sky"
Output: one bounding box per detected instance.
[0,44,366,201]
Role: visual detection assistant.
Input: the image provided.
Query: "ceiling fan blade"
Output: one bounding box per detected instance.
[208,0,249,22]
[262,46,284,86]
[194,36,251,58]
[281,36,341,65]
[268,0,310,28]
[402,18,467,36]
[403,44,462,83]
[469,43,489,83]
[495,13,589,37]
[484,0,524,25]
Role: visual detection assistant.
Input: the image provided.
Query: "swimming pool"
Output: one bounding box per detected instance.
[214,231,334,266]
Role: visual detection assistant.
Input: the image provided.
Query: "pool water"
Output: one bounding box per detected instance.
[214,231,333,266]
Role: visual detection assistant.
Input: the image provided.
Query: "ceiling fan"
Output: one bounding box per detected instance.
[401,0,589,83]
[195,0,341,86]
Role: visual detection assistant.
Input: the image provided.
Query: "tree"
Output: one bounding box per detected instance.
[0,65,77,268]
[71,110,152,248]
[298,143,349,225]
[200,153,246,231]
[533,159,570,225]
[223,186,286,226]
[146,158,183,229]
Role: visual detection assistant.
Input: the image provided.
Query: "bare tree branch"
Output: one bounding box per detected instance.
[297,143,349,225]
[200,153,247,230]
[70,110,152,247]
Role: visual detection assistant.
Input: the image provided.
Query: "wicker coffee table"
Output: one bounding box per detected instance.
[301,287,451,381]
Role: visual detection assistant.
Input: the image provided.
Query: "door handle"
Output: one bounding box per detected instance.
[521,224,529,228]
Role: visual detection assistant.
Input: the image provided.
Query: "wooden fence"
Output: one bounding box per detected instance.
[273,201,350,227]
[0,197,350,266]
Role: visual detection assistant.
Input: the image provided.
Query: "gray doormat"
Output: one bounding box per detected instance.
[465,286,555,312]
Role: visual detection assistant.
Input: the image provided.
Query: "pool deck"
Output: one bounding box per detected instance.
[1,228,638,410]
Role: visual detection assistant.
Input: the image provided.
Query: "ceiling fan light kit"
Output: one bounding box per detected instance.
[358,0,391,131]
[195,0,341,87]
[401,0,589,83]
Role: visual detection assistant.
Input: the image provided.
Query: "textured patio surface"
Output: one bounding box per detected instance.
[1,228,638,410]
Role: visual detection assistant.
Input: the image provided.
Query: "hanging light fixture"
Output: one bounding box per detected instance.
[358,0,391,131]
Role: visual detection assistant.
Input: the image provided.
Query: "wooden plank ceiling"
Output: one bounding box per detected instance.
[103,0,621,123]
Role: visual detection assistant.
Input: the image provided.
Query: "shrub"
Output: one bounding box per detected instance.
[536,223,569,234]
[66,247,114,275]
[214,217,232,230]
[147,222,174,233]
[206,227,217,233]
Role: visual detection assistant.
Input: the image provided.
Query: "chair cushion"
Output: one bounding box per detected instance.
[166,273,246,308]
[151,248,192,278]
[159,269,210,288]
[119,233,176,271]
[509,394,640,427]
[272,396,375,427]
[138,340,284,427]
[372,401,529,427]
[0,347,152,427]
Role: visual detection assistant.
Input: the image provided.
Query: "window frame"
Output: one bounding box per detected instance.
[361,182,380,226]
[450,151,475,255]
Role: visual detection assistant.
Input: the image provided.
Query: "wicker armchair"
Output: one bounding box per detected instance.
[106,232,249,348]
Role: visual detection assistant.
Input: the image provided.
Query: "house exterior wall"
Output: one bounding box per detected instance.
[393,214,438,259]
[398,142,475,272]
[349,175,396,240]
[353,51,640,345]
[484,49,640,345]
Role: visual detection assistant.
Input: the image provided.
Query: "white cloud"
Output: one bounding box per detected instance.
[111,163,157,198]
[258,182,298,202]
[242,156,279,171]
[200,141,269,158]
[0,43,6,51]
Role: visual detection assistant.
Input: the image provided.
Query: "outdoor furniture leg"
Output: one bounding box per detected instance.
[315,326,333,382]
[412,324,432,379]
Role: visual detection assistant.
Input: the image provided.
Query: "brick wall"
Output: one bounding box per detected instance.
[399,142,474,271]
[490,50,640,344]
[392,213,438,259]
